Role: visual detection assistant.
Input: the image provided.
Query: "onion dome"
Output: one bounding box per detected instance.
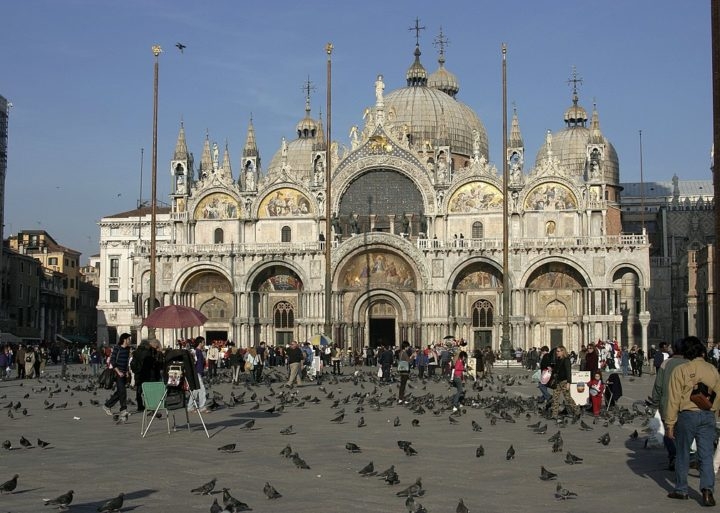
[428,29,459,98]
[406,45,428,86]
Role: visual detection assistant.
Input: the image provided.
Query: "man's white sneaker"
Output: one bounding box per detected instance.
[102,406,112,416]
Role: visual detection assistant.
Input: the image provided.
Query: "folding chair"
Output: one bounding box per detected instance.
[140,382,170,437]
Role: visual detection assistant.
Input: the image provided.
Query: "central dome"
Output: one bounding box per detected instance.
[373,44,488,159]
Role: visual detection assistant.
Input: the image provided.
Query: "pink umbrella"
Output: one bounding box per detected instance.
[142,305,208,329]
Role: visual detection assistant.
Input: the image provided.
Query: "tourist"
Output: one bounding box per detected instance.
[285,340,303,388]
[103,333,132,420]
[451,351,468,412]
[397,341,412,404]
[549,346,580,420]
[665,337,720,506]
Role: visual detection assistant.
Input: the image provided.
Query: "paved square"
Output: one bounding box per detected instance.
[0,364,710,512]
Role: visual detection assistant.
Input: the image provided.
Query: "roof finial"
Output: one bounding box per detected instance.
[567,65,583,104]
[433,26,449,65]
[409,17,426,47]
[302,76,316,116]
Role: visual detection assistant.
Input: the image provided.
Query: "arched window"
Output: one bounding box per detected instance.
[281,226,292,243]
[472,221,484,239]
[274,301,295,328]
[472,299,494,328]
[214,228,224,244]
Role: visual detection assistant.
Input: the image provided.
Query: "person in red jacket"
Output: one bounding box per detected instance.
[587,371,605,416]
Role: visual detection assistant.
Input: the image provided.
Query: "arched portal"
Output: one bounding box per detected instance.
[181,271,233,342]
[525,262,586,351]
[249,265,304,346]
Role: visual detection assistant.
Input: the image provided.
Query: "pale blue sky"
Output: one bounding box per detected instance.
[1,1,713,263]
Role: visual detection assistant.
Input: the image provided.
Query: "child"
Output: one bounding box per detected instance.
[588,371,605,416]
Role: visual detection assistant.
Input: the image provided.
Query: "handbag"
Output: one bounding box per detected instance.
[690,382,716,411]
[397,360,410,372]
[540,368,552,385]
[98,368,116,390]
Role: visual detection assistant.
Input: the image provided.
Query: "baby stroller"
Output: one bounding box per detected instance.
[604,373,623,410]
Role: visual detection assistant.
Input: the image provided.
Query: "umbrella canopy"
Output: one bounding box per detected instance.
[443,335,456,340]
[142,305,208,329]
[310,334,333,347]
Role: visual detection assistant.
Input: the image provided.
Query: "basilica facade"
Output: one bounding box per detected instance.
[97,41,651,355]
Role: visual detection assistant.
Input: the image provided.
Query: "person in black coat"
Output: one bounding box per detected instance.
[132,339,163,412]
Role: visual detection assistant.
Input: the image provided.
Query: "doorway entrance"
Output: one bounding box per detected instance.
[550,329,563,349]
[369,318,395,348]
[205,330,228,343]
[474,330,492,351]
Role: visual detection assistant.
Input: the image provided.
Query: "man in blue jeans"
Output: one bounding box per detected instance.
[665,337,720,507]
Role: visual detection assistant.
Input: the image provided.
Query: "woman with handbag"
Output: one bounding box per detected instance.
[537,346,553,405]
[549,346,580,421]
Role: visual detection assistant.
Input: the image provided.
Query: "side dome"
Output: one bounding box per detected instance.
[266,96,324,181]
[534,99,619,183]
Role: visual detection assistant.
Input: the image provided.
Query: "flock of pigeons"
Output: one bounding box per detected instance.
[0,361,656,512]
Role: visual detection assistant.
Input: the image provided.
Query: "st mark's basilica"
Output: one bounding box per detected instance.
[97,36,651,355]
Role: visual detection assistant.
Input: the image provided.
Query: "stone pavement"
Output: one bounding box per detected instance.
[0,363,713,513]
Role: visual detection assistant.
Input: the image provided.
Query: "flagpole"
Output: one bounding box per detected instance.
[148,44,161,341]
[500,43,512,360]
[324,43,333,340]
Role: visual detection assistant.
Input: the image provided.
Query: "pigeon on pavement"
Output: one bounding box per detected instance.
[43,490,74,509]
[540,466,558,481]
[96,493,124,512]
[263,482,282,499]
[191,478,217,495]
[0,474,18,494]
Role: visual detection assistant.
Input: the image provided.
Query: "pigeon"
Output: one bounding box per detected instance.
[210,498,222,513]
[565,451,583,465]
[471,420,482,432]
[56,402,67,409]
[292,454,310,469]
[0,474,18,494]
[345,442,361,453]
[506,445,515,460]
[280,425,295,435]
[397,440,413,451]
[263,482,281,499]
[579,420,593,431]
[404,444,418,456]
[555,482,578,500]
[630,429,639,440]
[449,415,459,424]
[547,431,561,443]
[279,445,293,457]
[527,421,541,428]
[222,488,251,511]
[37,439,51,448]
[411,419,420,427]
[175,43,186,53]
[598,433,611,446]
[377,464,395,479]
[396,477,423,497]
[217,443,236,453]
[476,446,484,457]
[456,498,469,513]
[2,440,12,450]
[533,423,548,434]
[358,461,375,476]
[552,437,564,453]
[384,469,400,485]
[405,495,416,513]
[43,489,74,509]
[242,419,255,430]
[330,413,345,423]
[7,409,13,419]
[191,478,217,495]
[97,493,124,512]
[540,466,558,481]
[357,416,366,428]
[20,436,33,448]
